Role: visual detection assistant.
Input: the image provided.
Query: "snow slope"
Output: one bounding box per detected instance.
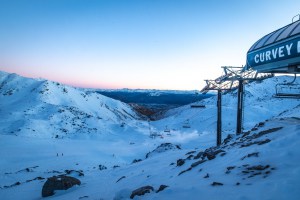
[152,76,300,143]
[0,71,148,139]
[0,72,299,200]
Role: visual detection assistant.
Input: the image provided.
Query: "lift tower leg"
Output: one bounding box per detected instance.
[217,90,222,146]
[236,80,244,135]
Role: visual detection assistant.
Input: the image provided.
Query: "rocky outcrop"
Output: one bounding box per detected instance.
[146,143,181,158]
[211,182,223,186]
[156,185,169,193]
[130,186,154,199]
[176,159,185,166]
[42,175,81,197]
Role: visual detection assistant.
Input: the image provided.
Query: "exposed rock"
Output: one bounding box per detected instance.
[12,182,21,186]
[194,151,204,159]
[225,166,236,174]
[220,152,226,157]
[253,127,283,138]
[130,186,154,199]
[2,181,23,189]
[26,176,45,183]
[202,149,225,160]
[203,152,215,160]
[211,182,223,186]
[223,134,234,144]
[47,170,63,174]
[185,151,196,155]
[242,131,251,138]
[190,160,206,168]
[227,166,235,171]
[16,166,39,173]
[258,122,265,127]
[178,167,192,176]
[146,143,181,158]
[240,139,271,148]
[132,159,142,164]
[213,149,225,156]
[156,185,169,193]
[177,159,185,167]
[241,152,259,160]
[64,169,84,176]
[247,165,270,171]
[41,175,81,197]
[99,164,107,171]
[258,139,271,145]
[34,176,45,180]
[79,196,89,199]
[251,127,258,131]
[204,173,209,178]
[116,176,126,183]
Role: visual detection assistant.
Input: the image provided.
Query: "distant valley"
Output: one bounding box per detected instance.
[97,90,214,119]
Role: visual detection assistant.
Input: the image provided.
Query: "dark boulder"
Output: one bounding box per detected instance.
[130,186,154,199]
[190,160,206,168]
[42,175,81,197]
[156,185,169,193]
[203,152,215,160]
[211,182,223,186]
[176,159,185,167]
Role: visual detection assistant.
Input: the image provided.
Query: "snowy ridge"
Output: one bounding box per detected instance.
[0,71,144,138]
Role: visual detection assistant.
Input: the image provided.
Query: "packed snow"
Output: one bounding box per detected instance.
[0,71,299,200]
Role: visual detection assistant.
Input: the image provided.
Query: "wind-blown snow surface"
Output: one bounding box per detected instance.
[0,71,146,138]
[0,72,299,200]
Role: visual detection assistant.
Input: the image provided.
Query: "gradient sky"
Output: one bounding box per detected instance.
[1,0,300,90]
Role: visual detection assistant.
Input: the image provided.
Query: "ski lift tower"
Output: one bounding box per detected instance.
[201,67,272,146]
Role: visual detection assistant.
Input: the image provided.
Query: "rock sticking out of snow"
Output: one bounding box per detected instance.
[146,143,181,158]
[41,175,81,197]
[130,186,154,199]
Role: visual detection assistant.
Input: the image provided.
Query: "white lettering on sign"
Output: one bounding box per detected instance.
[253,42,296,64]
[254,54,259,63]
[265,51,271,61]
[286,43,293,55]
[272,48,278,59]
[278,46,284,57]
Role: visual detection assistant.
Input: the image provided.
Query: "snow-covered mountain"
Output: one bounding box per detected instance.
[0,71,147,139]
[0,71,299,200]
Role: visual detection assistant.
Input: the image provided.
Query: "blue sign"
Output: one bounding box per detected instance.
[247,37,300,68]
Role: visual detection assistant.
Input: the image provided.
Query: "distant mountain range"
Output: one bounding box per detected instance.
[96,90,214,106]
